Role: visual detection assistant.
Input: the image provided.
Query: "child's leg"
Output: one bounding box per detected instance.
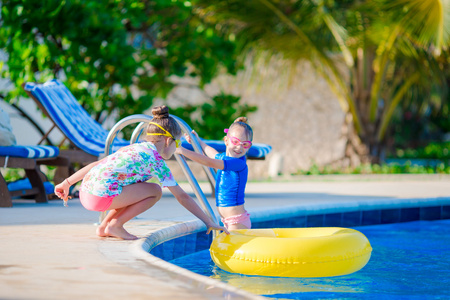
[103,182,163,240]
[96,208,124,237]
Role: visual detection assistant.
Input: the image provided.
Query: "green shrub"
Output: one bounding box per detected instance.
[394,142,450,160]
[294,162,450,175]
[171,93,257,140]
[1,166,56,183]
[0,169,25,182]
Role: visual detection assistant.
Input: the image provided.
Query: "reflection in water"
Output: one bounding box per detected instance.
[211,267,365,295]
[169,220,450,299]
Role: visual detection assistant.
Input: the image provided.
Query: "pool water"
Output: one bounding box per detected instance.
[170,219,450,299]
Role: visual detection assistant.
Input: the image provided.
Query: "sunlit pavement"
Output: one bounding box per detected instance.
[1,175,449,299]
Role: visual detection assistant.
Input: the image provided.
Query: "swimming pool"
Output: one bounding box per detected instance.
[168,219,450,299]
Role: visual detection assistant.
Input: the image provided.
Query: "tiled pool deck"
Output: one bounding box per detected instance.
[1,174,449,299]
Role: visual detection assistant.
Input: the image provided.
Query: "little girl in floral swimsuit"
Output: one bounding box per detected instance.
[54,105,227,240]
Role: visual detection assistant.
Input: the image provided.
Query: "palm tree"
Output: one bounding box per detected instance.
[194,0,449,162]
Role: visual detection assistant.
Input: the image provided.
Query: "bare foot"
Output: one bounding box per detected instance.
[96,224,110,237]
[105,224,138,240]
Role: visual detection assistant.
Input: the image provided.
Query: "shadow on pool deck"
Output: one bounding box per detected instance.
[1,175,449,299]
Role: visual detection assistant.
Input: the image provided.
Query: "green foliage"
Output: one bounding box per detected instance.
[0,0,137,116]
[0,168,25,182]
[171,93,257,140]
[0,0,240,124]
[295,161,450,175]
[1,166,56,183]
[195,0,449,159]
[395,142,450,160]
[390,50,450,150]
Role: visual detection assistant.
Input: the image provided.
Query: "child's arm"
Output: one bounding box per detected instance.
[176,147,224,170]
[185,130,219,159]
[54,158,105,203]
[168,185,229,234]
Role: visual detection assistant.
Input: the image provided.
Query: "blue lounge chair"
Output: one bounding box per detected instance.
[24,79,272,158]
[23,80,272,191]
[0,145,66,207]
[24,80,129,159]
[23,80,132,185]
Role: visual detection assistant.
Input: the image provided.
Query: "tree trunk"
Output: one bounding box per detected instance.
[343,113,371,167]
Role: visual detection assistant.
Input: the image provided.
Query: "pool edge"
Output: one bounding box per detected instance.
[130,195,450,297]
[129,220,265,300]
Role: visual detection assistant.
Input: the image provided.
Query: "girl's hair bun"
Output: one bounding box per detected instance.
[234,117,248,124]
[152,105,170,119]
[147,105,182,139]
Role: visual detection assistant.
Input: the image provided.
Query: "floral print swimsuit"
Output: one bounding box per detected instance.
[80,142,177,197]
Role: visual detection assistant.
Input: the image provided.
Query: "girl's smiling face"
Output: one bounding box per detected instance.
[225,127,251,158]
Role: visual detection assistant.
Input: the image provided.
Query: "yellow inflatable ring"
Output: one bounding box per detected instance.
[210,227,372,278]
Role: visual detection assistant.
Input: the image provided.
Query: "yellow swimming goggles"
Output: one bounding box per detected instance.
[146,122,181,148]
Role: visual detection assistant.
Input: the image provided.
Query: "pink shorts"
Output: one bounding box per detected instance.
[221,211,251,229]
[79,191,116,212]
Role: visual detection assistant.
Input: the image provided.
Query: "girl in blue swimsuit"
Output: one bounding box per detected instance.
[178,117,253,231]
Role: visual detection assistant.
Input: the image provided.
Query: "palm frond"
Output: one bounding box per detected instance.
[383,0,450,53]
[377,72,420,140]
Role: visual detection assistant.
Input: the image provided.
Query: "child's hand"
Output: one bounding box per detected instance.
[175,146,184,155]
[206,224,230,235]
[184,130,199,144]
[54,180,71,206]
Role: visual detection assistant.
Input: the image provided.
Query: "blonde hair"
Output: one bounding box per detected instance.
[146,105,182,139]
[228,117,253,140]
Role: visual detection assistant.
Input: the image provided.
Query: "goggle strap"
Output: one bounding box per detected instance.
[147,122,173,138]
[147,133,172,137]
[147,122,181,148]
